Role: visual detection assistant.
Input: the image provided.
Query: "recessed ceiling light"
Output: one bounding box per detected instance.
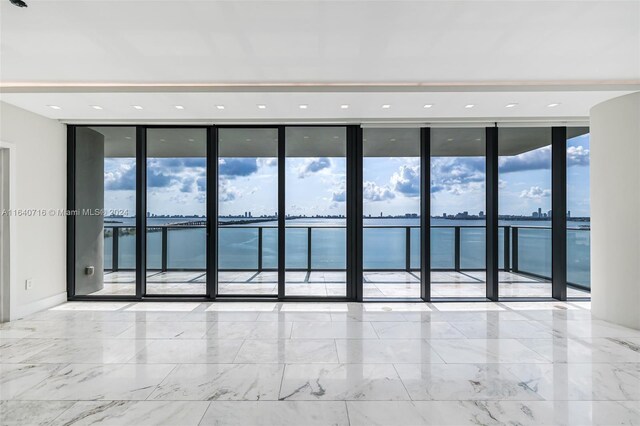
[382,104,391,109]
[547,103,560,108]
[390,138,396,142]
[48,105,61,110]
[160,139,166,142]
[464,104,475,109]
[91,105,103,110]
[304,136,309,139]
[299,104,308,109]
[447,138,454,142]
[505,103,518,108]
[246,138,252,142]
[216,105,225,110]
[340,104,349,109]
[175,105,184,110]
[423,104,433,109]
[257,104,267,109]
[476,138,481,141]
[188,138,194,142]
[125,136,132,140]
[132,105,143,110]
[333,136,339,139]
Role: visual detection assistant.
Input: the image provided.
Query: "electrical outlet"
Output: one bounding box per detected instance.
[25,279,33,290]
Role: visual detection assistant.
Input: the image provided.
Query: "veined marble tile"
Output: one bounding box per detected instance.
[291,321,378,339]
[325,284,348,297]
[330,312,408,322]
[124,302,201,312]
[394,363,544,401]
[450,319,554,339]
[52,400,209,426]
[430,271,480,283]
[0,364,67,400]
[148,364,284,401]
[432,302,505,312]
[51,302,131,311]
[206,302,277,312]
[206,321,293,339]
[345,401,429,426]
[0,338,57,363]
[371,321,466,339]
[285,284,327,296]
[115,321,209,339]
[336,339,445,364]
[179,311,260,322]
[200,401,349,425]
[518,336,640,363]
[15,363,176,401]
[279,364,409,401]
[0,400,75,426]
[131,339,243,364]
[540,318,640,339]
[234,339,339,363]
[280,303,349,312]
[146,272,204,283]
[22,338,149,364]
[362,303,430,313]
[102,271,136,283]
[256,312,333,322]
[506,363,640,401]
[428,338,549,363]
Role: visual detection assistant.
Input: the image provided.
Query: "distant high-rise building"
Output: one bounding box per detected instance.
[548,210,553,218]
[532,211,539,218]
[538,208,542,217]
[380,212,383,217]
[479,211,484,218]
[567,210,571,218]
[442,213,446,218]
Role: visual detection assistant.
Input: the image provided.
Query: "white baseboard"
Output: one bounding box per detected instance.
[10,291,67,321]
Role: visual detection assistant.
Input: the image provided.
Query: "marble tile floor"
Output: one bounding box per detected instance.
[95,271,590,299]
[2,299,640,425]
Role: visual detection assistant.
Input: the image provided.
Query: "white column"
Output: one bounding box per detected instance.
[590,92,640,330]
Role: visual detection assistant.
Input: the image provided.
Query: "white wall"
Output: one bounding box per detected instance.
[0,101,67,319]
[590,92,640,330]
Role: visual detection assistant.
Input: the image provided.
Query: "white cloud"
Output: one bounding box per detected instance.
[519,186,551,199]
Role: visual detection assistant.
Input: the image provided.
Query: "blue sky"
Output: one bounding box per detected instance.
[103,134,590,218]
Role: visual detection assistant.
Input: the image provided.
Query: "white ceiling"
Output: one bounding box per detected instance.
[1,0,639,122]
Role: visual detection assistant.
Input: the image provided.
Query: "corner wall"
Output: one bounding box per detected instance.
[590,92,640,330]
[0,101,67,319]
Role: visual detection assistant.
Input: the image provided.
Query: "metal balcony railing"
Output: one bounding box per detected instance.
[103,224,591,289]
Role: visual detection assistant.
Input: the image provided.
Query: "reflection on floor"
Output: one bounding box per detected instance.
[94,271,590,298]
[4,299,640,425]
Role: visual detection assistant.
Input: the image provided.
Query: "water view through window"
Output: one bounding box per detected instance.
[73,125,591,299]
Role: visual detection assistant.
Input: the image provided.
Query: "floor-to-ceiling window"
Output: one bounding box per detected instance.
[285,127,347,297]
[498,127,552,298]
[74,126,137,296]
[145,128,207,296]
[217,128,279,296]
[430,128,486,298]
[362,128,421,299]
[567,127,591,297]
[70,124,582,302]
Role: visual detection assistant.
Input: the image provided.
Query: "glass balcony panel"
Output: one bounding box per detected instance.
[167,227,206,269]
[146,228,162,270]
[104,229,113,270]
[460,227,485,269]
[517,227,552,278]
[311,228,346,269]
[431,227,455,269]
[363,228,405,270]
[118,227,137,270]
[568,229,590,289]
[285,228,308,269]
[410,227,420,270]
[262,227,278,269]
[218,227,259,270]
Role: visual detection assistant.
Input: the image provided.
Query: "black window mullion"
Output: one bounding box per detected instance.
[66,126,77,298]
[552,126,568,300]
[420,127,431,302]
[485,125,499,301]
[277,126,286,299]
[207,125,218,299]
[136,126,147,298]
[347,125,363,301]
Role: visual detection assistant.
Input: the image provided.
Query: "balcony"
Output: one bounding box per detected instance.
[97,224,591,298]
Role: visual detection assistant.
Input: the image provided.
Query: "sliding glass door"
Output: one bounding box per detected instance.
[362,128,421,299]
[217,128,279,296]
[285,127,348,297]
[430,128,487,298]
[145,128,208,296]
